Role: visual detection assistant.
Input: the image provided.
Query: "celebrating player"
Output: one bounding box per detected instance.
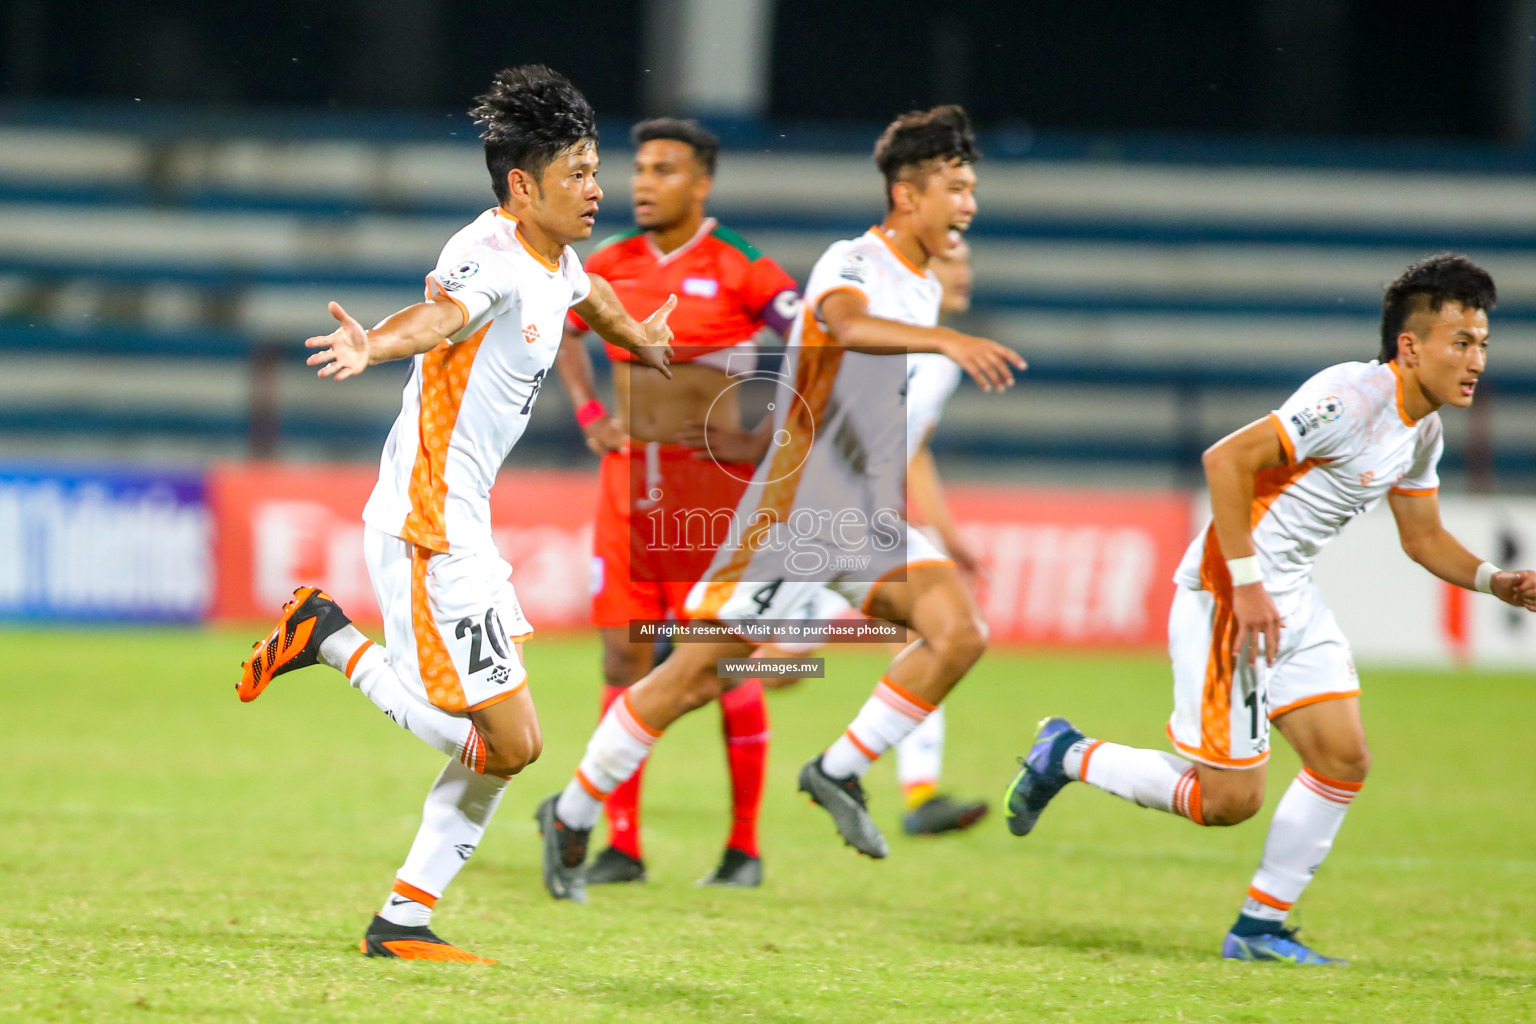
[235,66,675,962]
[1004,254,1536,964]
[552,118,799,887]
[536,105,1026,903]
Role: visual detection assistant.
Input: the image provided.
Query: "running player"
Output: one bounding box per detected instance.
[1004,254,1536,964]
[719,242,990,836]
[552,118,799,888]
[234,66,675,962]
[536,105,1026,903]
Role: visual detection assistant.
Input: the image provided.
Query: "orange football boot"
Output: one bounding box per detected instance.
[360,915,496,964]
[237,586,352,702]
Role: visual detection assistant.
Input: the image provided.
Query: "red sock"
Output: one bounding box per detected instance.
[600,684,646,859]
[720,678,769,858]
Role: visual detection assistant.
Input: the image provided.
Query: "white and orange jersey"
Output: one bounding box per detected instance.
[905,352,962,459]
[1175,359,1444,599]
[362,208,592,556]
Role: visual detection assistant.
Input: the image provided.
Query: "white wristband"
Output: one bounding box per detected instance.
[1474,561,1500,595]
[1227,556,1263,588]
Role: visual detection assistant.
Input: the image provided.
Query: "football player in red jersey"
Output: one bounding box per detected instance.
[554,119,798,887]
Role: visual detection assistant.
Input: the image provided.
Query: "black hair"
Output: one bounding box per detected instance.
[470,65,598,203]
[1379,253,1497,362]
[631,117,718,176]
[873,105,979,211]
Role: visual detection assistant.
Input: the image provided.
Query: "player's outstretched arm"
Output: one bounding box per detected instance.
[554,325,625,455]
[305,299,464,380]
[572,273,674,379]
[1202,417,1291,665]
[1388,490,1536,610]
[818,290,1024,392]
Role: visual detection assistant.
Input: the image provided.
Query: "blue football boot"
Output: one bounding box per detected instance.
[1221,927,1347,965]
[1004,716,1084,837]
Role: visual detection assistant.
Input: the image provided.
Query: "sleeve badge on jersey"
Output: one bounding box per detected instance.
[446,260,480,282]
[839,252,869,284]
[1290,407,1320,437]
[1315,395,1344,422]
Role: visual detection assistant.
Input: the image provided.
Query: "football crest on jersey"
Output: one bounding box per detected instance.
[1315,395,1344,421]
[447,260,480,282]
[839,252,870,284]
[523,324,540,344]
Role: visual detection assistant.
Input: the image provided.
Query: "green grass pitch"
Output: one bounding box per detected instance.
[1,628,1532,1023]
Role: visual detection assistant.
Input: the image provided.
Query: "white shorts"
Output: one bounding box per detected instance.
[684,522,950,625]
[364,526,532,714]
[1166,583,1360,769]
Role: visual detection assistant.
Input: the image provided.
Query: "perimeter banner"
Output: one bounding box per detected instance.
[207,463,1189,648]
[0,464,211,622]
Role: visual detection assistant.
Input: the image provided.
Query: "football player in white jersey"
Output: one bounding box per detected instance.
[1005,254,1536,964]
[234,66,675,963]
[534,105,1026,903]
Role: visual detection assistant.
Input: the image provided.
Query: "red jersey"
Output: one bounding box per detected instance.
[568,217,799,362]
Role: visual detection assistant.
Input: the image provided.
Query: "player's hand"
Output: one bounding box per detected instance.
[943,532,989,585]
[1493,569,1536,611]
[633,294,676,379]
[939,331,1026,393]
[583,416,626,456]
[676,419,772,464]
[305,301,370,380]
[1232,581,1284,667]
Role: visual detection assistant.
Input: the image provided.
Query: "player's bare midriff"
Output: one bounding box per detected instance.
[614,358,743,443]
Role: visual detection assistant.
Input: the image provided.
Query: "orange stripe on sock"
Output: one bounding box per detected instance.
[1247,886,1293,911]
[344,640,375,680]
[574,768,606,801]
[1177,768,1205,825]
[1298,773,1355,805]
[878,676,937,713]
[621,691,663,739]
[391,879,439,908]
[1302,766,1364,792]
[1078,740,1105,782]
[843,729,878,761]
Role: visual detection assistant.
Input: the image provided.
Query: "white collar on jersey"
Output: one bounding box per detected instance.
[646,217,718,265]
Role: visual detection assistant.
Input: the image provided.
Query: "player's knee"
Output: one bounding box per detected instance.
[1201,785,1265,827]
[1317,742,1371,784]
[483,725,542,777]
[930,615,988,672]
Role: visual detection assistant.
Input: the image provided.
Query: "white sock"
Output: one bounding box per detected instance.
[1241,767,1361,922]
[895,704,945,788]
[821,678,935,779]
[1075,740,1203,820]
[379,758,509,927]
[554,691,659,830]
[348,644,481,769]
[317,623,371,673]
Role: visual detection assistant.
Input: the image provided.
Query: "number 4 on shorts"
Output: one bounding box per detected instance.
[750,579,783,615]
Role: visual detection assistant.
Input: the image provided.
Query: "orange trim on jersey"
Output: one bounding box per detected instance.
[844,729,879,760]
[401,323,490,553]
[878,675,938,713]
[1197,458,1323,600]
[410,544,467,712]
[621,690,663,738]
[1201,596,1237,758]
[1390,486,1437,497]
[574,768,606,800]
[492,207,562,272]
[866,227,927,279]
[344,640,375,680]
[423,275,471,331]
[1267,412,1296,465]
[1167,723,1269,769]
[692,329,844,617]
[858,558,956,616]
[1078,739,1106,782]
[465,677,528,713]
[1268,688,1361,721]
[812,285,871,324]
[1246,886,1294,912]
[392,879,440,907]
[1390,360,1420,426]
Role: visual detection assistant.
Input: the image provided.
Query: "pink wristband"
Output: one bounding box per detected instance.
[575,399,607,429]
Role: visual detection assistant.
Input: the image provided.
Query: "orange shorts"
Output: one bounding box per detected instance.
[590,442,753,628]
